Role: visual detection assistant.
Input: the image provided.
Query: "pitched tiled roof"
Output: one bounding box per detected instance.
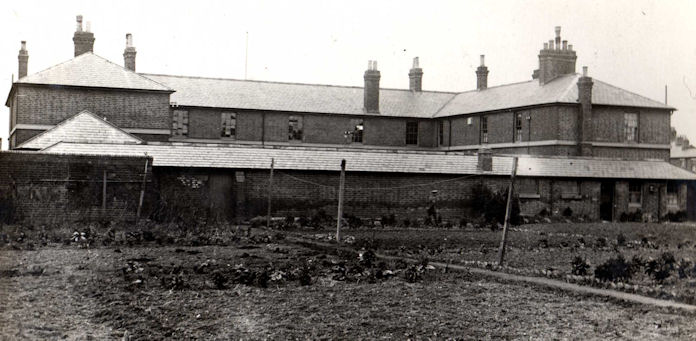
[17,110,143,150]
[40,143,696,180]
[435,74,673,117]
[17,53,172,92]
[143,74,455,118]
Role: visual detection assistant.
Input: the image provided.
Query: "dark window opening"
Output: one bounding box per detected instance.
[288,115,303,141]
[221,112,236,138]
[351,119,364,143]
[438,121,444,145]
[406,121,419,145]
[172,110,189,137]
[515,113,523,142]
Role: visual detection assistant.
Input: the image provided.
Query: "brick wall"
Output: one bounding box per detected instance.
[0,151,151,225]
[13,84,170,131]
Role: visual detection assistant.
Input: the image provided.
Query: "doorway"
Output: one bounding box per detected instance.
[600,181,614,221]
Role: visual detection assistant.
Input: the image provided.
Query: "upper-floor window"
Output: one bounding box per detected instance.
[288,115,303,141]
[406,121,419,145]
[221,113,237,138]
[480,116,488,143]
[172,110,189,137]
[438,121,444,145]
[514,113,523,142]
[350,119,364,143]
[624,113,638,142]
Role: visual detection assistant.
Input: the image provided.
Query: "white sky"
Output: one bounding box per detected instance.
[1,0,695,150]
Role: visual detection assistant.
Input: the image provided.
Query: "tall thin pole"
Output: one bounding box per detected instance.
[244,31,249,80]
[336,159,346,242]
[136,157,149,221]
[102,169,107,210]
[498,157,518,266]
[266,158,274,228]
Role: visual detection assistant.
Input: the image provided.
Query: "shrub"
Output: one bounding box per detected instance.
[677,259,694,279]
[402,219,411,228]
[645,252,676,283]
[562,207,573,217]
[381,214,397,227]
[616,233,626,247]
[663,211,687,222]
[594,254,634,282]
[571,256,590,276]
[468,184,520,225]
[595,237,607,248]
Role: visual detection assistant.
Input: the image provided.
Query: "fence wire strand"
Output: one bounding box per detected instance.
[275,170,480,191]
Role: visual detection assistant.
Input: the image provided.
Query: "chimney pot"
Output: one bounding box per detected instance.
[364,60,381,112]
[548,40,554,50]
[476,54,489,90]
[582,66,588,77]
[568,44,573,51]
[543,42,548,50]
[562,40,568,50]
[126,33,133,47]
[18,40,29,79]
[555,26,561,38]
[409,57,423,92]
[123,33,137,71]
[76,15,83,32]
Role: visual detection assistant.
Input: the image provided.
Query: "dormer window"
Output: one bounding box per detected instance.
[624,113,638,142]
[289,115,303,141]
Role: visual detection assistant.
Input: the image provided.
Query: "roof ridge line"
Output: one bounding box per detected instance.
[142,73,458,94]
[87,54,175,91]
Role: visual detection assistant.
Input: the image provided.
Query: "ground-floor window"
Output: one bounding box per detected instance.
[628,181,642,210]
[666,182,679,210]
[518,178,540,198]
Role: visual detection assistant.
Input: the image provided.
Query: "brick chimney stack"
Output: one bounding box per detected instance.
[577,66,594,156]
[408,57,423,92]
[364,60,381,113]
[73,15,95,57]
[533,26,577,84]
[123,33,137,71]
[476,55,489,90]
[18,41,28,79]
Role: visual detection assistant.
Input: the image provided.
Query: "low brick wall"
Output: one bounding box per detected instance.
[0,151,151,225]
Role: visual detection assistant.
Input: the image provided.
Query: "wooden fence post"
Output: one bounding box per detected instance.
[336,159,346,243]
[266,158,274,228]
[498,157,518,266]
[136,157,149,222]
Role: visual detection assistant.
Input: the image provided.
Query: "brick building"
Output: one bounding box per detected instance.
[4,16,695,223]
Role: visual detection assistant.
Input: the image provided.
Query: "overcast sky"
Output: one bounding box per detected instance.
[2,0,695,150]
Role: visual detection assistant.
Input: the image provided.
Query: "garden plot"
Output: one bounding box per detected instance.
[309,222,696,304]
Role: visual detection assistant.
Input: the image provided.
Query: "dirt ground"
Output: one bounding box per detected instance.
[2,236,696,340]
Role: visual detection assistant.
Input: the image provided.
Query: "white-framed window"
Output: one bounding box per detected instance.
[221,112,236,138]
[288,115,303,141]
[172,110,189,137]
[666,182,679,209]
[624,113,638,142]
[480,116,488,143]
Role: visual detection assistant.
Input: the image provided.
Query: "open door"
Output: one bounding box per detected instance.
[600,181,614,221]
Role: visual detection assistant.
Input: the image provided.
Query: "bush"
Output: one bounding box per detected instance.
[381,214,396,227]
[595,237,607,248]
[594,254,634,282]
[663,211,687,222]
[616,233,626,247]
[571,256,590,276]
[469,184,520,225]
[645,252,676,283]
[562,207,573,217]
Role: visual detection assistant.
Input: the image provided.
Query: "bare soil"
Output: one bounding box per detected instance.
[2,231,696,340]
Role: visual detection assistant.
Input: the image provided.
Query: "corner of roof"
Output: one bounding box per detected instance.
[591,77,675,110]
[16,110,144,149]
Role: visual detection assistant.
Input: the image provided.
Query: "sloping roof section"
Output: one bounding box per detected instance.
[41,143,696,180]
[143,74,456,118]
[435,74,673,117]
[17,53,172,92]
[18,110,143,150]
